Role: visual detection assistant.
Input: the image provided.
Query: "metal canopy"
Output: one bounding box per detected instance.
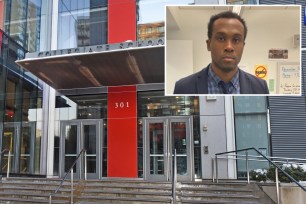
[16,45,164,90]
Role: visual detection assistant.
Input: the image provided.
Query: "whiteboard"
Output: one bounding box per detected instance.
[277,62,300,94]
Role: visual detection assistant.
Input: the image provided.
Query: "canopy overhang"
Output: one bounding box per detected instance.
[16,39,165,90]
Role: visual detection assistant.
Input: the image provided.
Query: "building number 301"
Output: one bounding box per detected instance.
[115,102,130,109]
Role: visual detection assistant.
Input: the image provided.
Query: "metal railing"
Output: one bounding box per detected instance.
[1,149,11,179]
[171,149,177,204]
[214,147,306,204]
[49,149,87,204]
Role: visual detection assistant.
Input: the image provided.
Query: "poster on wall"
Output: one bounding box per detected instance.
[268,49,288,59]
[277,62,300,95]
[254,65,267,80]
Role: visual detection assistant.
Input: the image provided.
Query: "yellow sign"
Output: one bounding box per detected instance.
[255,65,267,80]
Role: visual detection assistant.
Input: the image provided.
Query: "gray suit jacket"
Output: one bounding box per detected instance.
[173,65,269,94]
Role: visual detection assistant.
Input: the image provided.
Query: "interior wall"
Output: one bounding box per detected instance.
[166,40,193,94]
[166,6,300,94]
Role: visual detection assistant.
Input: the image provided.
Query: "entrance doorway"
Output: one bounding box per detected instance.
[143,117,193,181]
[0,122,36,174]
[60,120,102,179]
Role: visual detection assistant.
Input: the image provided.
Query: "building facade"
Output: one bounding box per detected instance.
[0,0,305,182]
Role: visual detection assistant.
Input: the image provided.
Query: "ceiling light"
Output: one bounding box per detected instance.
[232,6,242,15]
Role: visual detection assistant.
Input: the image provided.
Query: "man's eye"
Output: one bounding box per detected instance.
[217,36,225,41]
[233,38,241,43]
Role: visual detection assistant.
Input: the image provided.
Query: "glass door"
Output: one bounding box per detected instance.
[144,117,193,181]
[1,122,36,174]
[1,123,15,173]
[60,120,102,179]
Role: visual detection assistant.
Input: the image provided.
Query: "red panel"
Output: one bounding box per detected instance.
[107,85,137,177]
[108,0,136,44]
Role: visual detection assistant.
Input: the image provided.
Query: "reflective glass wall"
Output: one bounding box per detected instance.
[0,29,43,175]
[2,0,42,52]
[234,96,269,179]
[136,0,194,41]
[58,0,108,49]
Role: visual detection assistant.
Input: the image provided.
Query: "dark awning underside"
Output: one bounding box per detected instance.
[16,46,164,90]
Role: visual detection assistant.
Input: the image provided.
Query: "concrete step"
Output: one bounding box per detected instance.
[82,188,172,196]
[180,182,275,204]
[76,196,172,203]
[0,190,71,199]
[0,185,74,193]
[181,200,261,204]
[181,192,259,201]
[0,196,68,204]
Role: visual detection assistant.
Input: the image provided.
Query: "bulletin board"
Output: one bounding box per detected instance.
[277,62,300,94]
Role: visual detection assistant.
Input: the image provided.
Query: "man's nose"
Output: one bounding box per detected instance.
[224,40,234,52]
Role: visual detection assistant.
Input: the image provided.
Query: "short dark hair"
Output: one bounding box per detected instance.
[207,11,247,40]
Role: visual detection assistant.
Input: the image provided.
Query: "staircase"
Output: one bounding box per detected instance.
[0,177,73,203]
[179,181,275,204]
[76,179,173,204]
[0,177,275,204]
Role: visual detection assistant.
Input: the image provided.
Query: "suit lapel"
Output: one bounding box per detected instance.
[239,69,251,94]
[196,66,209,94]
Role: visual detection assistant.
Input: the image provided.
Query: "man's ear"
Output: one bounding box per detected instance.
[206,39,211,51]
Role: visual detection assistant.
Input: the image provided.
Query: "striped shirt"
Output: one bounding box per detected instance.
[207,66,240,94]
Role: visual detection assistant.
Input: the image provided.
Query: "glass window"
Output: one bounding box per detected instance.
[58,0,108,49]
[137,0,194,40]
[138,91,199,117]
[56,94,107,120]
[226,0,259,4]
[3,0,42,52]
[234,96,269,179]
[26,0,42,52]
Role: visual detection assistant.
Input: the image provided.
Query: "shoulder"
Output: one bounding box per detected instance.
[173,67,209,94]
[240,70,265,84]
[239,69,269,94]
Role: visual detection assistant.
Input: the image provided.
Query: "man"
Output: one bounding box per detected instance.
[173,11,269,94]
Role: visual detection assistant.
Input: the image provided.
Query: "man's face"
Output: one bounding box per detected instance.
[206,18,245,73]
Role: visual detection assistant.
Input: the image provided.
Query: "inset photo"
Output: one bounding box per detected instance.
[165,5,301,95]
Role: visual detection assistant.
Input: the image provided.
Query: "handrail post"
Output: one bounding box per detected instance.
[71,168,73,204]
[49,194,52,204]
[275,167,280,204]
[172,149,177,204]
[212,158,215,182]
[7,150,10,178]
[215,155,218,183]
[246,151,250,184]
[84,150,87,180]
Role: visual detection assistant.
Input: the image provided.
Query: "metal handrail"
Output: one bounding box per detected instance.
[0,149,11,179]
[215,147,306,191]
[218,153,306,163]
[172,149,177,204]
[49,149,86,204]
[216,154,306,165]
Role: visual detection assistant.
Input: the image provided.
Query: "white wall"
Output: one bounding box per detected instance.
[166,40,193,94]
[166,6,300,94]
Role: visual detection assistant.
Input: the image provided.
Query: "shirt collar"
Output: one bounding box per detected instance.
[208,65,240,89]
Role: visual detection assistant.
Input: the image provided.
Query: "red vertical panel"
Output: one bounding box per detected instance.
[107,85,137,177]
[108,0,136,44]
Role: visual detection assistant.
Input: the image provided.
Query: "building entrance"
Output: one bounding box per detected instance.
[60,120,102,179]
[0,122,36,174]
[143,117,193,181]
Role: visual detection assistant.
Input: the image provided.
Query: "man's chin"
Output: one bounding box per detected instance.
[219,66,237,73]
